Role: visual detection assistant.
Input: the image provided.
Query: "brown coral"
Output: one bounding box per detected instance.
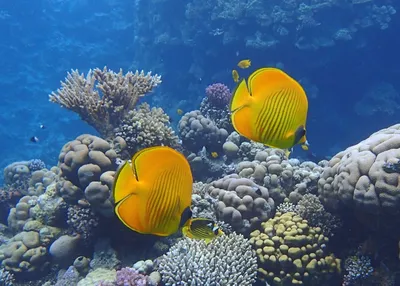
[49,67,161,137]
[318,124,400,232]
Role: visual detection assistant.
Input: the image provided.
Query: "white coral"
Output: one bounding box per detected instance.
[157,233,257,286]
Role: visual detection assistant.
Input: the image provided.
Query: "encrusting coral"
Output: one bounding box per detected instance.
[49,67,161,137]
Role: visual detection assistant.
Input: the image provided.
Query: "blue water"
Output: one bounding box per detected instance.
[1,0,399,179]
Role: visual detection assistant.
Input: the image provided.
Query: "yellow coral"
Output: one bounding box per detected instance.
[250,212,340,285]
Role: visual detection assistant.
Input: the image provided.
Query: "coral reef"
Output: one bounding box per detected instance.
[199,97,232,131]
[209,174,274,233]
[49,67,161,137]
[178,110,228,152]
[295,194,341,237]
[58,134,119,190]
[236,149,324,204]
[342,255,374,286]
[114,103,178,154]
[205,83,231,108]
[67,205,99,245]
[115,267,151,286]
[318,123,400,232]
[157,233,257,285]
[0,268,14,286]
[250,212,341,285]
[0,231,51,274]
[77,268,116,286]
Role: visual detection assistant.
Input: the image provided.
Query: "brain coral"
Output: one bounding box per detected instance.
[157,233,257,286]
[318,124,400,228]
[209,174,275,233]
[250,212,340,285]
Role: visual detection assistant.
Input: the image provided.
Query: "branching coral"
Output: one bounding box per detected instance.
[49,67,161,137]
[157,233,257,285]
[114,103,178,153]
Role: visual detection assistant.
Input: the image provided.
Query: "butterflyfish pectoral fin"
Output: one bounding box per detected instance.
[113,161,138,204]
[114,193,146,233]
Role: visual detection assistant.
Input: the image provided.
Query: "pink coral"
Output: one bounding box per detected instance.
[116,267,150,286]
[205,83,231,108]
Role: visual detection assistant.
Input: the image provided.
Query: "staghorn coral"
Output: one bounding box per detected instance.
[157,233,257,285]
[114,102,179,154]
[250,212,341,285]
[318,124,400,232]
[49,67,161,137]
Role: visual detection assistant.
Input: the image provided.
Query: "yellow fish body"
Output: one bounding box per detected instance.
[182,218,224,244]
[113,146,193,236]
[211,151,218,158]
[232,69,239,83]
[237,59,251,69]
[230,67,309,150]
[177,108,183,115]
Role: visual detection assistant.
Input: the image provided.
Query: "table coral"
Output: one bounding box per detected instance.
[157,233,257,286]
[49,67,161,138]
[250,212,341,285]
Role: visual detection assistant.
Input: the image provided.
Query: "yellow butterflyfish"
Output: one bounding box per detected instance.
[230,67,309,150]
[113,146,193,236]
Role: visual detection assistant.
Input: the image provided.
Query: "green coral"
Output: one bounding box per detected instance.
[250,212,340,285]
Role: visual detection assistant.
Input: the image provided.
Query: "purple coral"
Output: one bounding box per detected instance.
[28,159,46,171]
[205,83,231,108]
[116,267,150,286]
